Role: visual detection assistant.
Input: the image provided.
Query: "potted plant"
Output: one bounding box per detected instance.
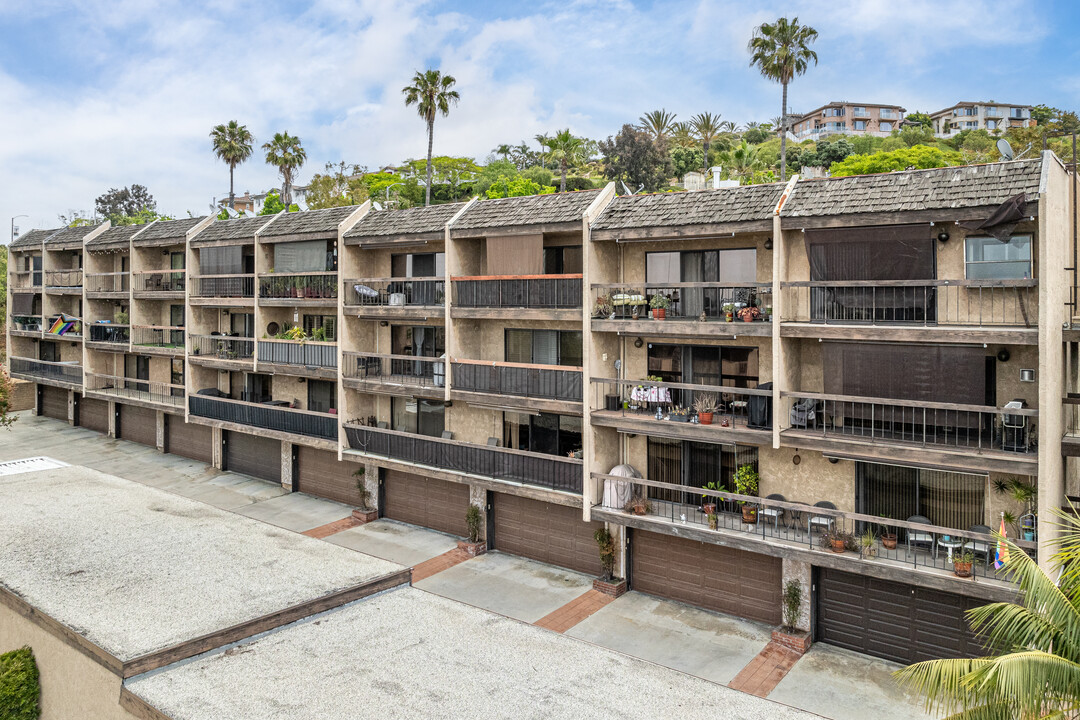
[592,292,613,319]
[192,344,200,356]
[737,305,761,322]
[875,516,898,549]
[592,528,626,597]
[994,476,1037,540]
[631,304,640,320]
[668,405,690,422]
[707,512,719,530]
[858,530,878,560]
[649,293,670,320]
[733,464,759,524]
[350,468,378,523]
[722,303,735,322]
[953,548,975,578]
[458,504,486,556]
[313,326,327,342]
[115,311,129,325]
[624,494,650,516]
[821,529,849,553]
[693,392,718,425]
[701,481,723,515]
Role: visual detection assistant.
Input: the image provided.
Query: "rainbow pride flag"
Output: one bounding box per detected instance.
[994,516,1010,569]
[47,314,78,336]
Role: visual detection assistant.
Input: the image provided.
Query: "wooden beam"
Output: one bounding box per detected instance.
[343,231,444,247]
[590,318,772,338]
[590,411,772,445]
[118,689,173,720]
[450,307,582,322]
[450,221,582,239]
[779,203,1040,230]
[449,389,583,417]
[778,322,1039,345]
[590,220,771,242]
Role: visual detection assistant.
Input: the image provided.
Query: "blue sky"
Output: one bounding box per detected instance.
[2,0,1078,238]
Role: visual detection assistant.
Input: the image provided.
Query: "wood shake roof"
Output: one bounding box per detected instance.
[132,216,207,244]
[260,206,361,238]
[10,228,61,249]
[591,184,784,234]
[44,223,102,249]
[452,189,601,233]
[344,202,465,241]
[86,224,143,250]
[190,215,269,244]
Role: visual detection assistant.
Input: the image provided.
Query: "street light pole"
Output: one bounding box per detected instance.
[10,214,28,243]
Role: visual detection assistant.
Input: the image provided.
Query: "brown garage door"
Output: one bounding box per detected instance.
[120,404,157,447]
[78,396,109,434]
[296,447,363,506]
[383,470,469,537]
[493,493,600,575]
[40,385,68,421]
[816,568,984,664]
[225,431,280,484]
[166,414,213,464]
[630,530,782,625]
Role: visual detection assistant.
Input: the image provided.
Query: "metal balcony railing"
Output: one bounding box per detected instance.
[257,339,337,368]
[592,282,773,322]
[85,272,129,293]
[133,271,186,293]
[189,394,337,440]
[342,352,445,387]
[10,316,43,332]
[453,274,582,309]
[9,357,82,385]
[190,274,254,299]
[345,424,582,493]
[452,359,582,402]
[188,334,255,361]
[344,277,444,307]
[258,272,337,300]
[85,372,184,407]
[590,377,772,430]
[88,323,130,344]
[131,326,185,349]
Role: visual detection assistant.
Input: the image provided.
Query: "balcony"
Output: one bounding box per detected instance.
[10,270,41,290]
[342,352,445,399]
[10,315,43,337]
[344,423,582,494]
[451,359,582,413]
[44,269,82,293]
[189,275,255,304]
[1060,397,1080,457]
[451,274,582,320]
[188,334,254,365]
[87,323,130,347]
[85,272,129,297]
[343,277,444,320]
[781,392,1038,473]
[591,282,773,337]
[85,372,184,409]
[257,339,337,375]
[189,394,338,442]
[590,377,772,444]
[133,271,185,298]
[589,472,1034,591]
[780,279,1038,343]
[258,272,337,306]
[9,357,82,387]
[131,326,185,354]
[44,314,83,340]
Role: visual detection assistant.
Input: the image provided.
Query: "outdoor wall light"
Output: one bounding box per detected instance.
[997,349,1010,363]
[792,453,801,466]
[379,320,389,327]
[764,238,774,250]
[828,457,839,464]
[937,231,950,243]
[633,337,643,348]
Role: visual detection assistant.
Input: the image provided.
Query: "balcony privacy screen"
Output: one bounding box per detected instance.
[12,294,34,315]
[200,246,244,275]
[806,224,935,322]
[823,342,985,405]
[856,462,986,533]
[274,240,327,272]
[486,234,542,275]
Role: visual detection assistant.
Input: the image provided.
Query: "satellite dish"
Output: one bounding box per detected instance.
[241,210,258,218]
[997,139,1015,160]
[372,201,384,211]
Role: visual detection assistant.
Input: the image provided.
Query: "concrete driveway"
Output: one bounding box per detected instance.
[327,519,459,566]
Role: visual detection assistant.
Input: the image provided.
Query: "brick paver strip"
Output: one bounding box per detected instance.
[727,641,803,698]
[534,590,614,633]
[301,516,360,539]
[411,548,471,583]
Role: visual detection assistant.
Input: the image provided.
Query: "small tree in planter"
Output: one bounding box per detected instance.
[782,580,802,633]
[593,527,627,597]
[649,293,670,320]
[733,464,759,523]
[459,504,486,556]
[350,467,378,523]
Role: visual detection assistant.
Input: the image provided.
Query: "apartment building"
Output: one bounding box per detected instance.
[6,153,1078,668]
[790,101,906,139]
[931,101,1036,137]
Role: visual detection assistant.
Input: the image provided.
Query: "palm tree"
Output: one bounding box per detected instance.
[535,133,552,169]
[690,112,723,175]
[210,121,254,210]
[403,69,460,206]
[639,109,677,141]
[720,141,764,183]
[262,132,306,208]
[749,17,819,181]
[546,129,588,192]
[670,121,696,149]
[493,144,512,162]
[895,507,1080,719]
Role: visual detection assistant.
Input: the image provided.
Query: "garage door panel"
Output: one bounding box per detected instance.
[226,431,280,484]
[297,447,363,506]
[120,404,157,447]
[383,470,469,537]
[631,530,782,625]
[493,494,600,576]
[166,415,213,464]
[817,569,984,664]
[79,396,109,433]
[40,386,68,421]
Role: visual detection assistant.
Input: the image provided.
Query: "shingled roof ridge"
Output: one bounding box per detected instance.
[793,156,1042,186]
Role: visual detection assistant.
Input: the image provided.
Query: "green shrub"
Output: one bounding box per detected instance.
[465,504,483,543]
[0,646,40,720]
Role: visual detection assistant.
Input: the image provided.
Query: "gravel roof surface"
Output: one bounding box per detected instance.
[781,158,1044,218]
[0,466,402,661]
[133,216,207,243]
[453,189,600,231]
[343,202,466,239]
[592,184,784,231]
[259,206,361,237]
[190,215,268,243]
[126,587,815,720]
[10,227,61,248]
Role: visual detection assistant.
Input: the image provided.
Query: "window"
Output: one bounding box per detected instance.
[391,252,444,278]
[543,246,583,274]
[986,119,997,131]
[307,380,336,413]
[646,438,757,505]
[985,106,1001,117]
[505,329,582,367]
[856,463,985,531]
[171,358,184,397]
[391,397,444,437]
[853,106,868,117]
[880,109,896,119]
[303,315,337,341]
[852,120,867,131]
[1010,107,1025,119]
[391,325,444,357]
[879,121,893,132]
[824,107,844,117]
[231,313,254,337]
[965,235,1032,279]
[647,343,760,408]
[646,248,759,319]
[170,305,185,327]
[243,373,271,403]
[39,341,59,363]
[963,121,978,129]
[503,412,582,457]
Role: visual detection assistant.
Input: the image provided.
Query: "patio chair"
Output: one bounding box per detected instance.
[808,500,836,535]
[906,515,936,559]
[969,524,992,561]
[789,398,818,428]
[145,273,163,291]
[760,494,787,529]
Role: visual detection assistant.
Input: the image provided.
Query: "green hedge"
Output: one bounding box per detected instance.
[0,647,40,720]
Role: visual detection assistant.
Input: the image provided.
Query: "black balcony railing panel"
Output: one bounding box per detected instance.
[10,357,82,384]
[451,362,582,402]
[88,324,130,343]
[453,275,582,309]
[191,275,254,298]
[345,278,444,307]
[257,341,337,368]
[259,273,337,300]
[345,425,582,493]
[189,395,337,440]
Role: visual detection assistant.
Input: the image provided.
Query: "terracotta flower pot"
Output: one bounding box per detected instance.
[881,534,897,550]
[702,502,717,516]
[742,505,757,524]
[698,412,713,425]
[830,538,846,553]
[741,315,754,322]
[632,503,647,516]
[954,561,973,578]
[653,308,665,320]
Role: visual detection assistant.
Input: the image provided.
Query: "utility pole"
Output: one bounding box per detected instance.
[10,215,28,243]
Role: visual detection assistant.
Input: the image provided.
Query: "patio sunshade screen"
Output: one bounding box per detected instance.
[823,342,985,406]
[12,294,34,315]
[274,240,327,272]
[200,246,243,275]
[805,224,934,281]
[856,462,986,532]
[485,234,542,275]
